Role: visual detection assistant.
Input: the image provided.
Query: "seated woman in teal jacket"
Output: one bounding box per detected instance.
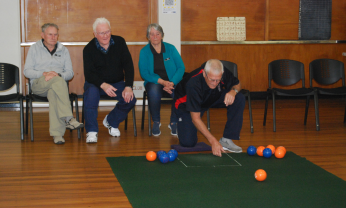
[139,23,185,136]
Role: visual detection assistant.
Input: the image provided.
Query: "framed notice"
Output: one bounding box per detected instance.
[162,0,177,14]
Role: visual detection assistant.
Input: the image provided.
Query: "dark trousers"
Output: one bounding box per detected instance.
[176,92,245,147]
[84,81,136,132]
[145,82,177,123]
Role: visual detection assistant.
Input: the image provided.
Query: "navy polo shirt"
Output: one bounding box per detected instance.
[173,65,239,112]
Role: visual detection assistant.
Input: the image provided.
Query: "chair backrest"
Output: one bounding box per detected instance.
[268,59,305,88]
[309,59,345,87]
[0,63,20,93]
[220,60,238,78]
[201,60,238,78]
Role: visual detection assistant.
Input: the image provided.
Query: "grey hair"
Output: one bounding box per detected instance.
[41,23,59,33]
[146,23,164,39]
[93,17,111,32]
[204,59,224,74]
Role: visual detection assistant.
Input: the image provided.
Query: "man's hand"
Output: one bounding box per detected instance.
[190,112,225,157]
[43,71,59,81]
[224,90,236,106]
[101,82,117,97]
[122,86,134,103]
[211,141,226,157]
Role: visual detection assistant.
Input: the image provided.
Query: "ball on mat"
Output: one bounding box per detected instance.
[257,146,265,156]
[275,148,286,159]
[263,148,272,158]
[146,151,157,162]
[266,145,275,154]
[167,151,176,162]
[157,150,166,158]
[255,169,267,181]
[159,153,169,164]
[277,146,286,154]
[247,146,257,156]
[170,149,178,158]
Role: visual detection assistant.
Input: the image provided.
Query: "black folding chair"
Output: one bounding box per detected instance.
[0,63,24,140]
[309,58,346,125]
[263,59,319,131]
[220,60,254,133]
[26,78,80,141]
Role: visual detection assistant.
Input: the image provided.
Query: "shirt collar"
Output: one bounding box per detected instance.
[149,40,166,55]
[95,37,115,54]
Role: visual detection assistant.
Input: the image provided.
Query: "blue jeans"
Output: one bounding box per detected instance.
[145,82,177,123]
[84,81,136,132]
[175,92,245,147]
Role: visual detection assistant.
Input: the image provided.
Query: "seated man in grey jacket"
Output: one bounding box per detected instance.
[24,23,83,144]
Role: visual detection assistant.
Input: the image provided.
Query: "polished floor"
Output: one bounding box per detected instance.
[0,98,346,207]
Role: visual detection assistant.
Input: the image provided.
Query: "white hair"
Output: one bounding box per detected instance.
[204,59,224,74]
[93,17,111,32]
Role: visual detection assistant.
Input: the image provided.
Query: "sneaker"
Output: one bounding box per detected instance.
[103,115,120,137]
[168,123,177,136]
[53,136,65,144]
[219,137,242,153]
[86,132,98,143]
[152,122,161,136]
[66,118,84,130]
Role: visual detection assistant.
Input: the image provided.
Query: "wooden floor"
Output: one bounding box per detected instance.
[1,98,346,207]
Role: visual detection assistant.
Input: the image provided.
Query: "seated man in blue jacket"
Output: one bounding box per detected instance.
[83,17,136,143]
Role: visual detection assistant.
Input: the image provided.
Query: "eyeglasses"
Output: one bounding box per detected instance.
[96,30,111,36]
[205,72,222,83]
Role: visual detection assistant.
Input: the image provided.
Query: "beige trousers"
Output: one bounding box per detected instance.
[32,76,72,136]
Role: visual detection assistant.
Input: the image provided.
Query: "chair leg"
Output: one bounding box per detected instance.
[247,93,254,133]
[125,115,128,130]
[74,95,81,139]
[263,93,269,126]
[344,105,346,123]
[70,98,73,133]
[207,109,210,131]
[20,97,24,141]
[304,95,310,125]
[132,108,137,137]
[314,92,320,131]
[25,96,29,134]
[141,91,146,130]
[29,97,34,141]
[272,92,276,132]
[148,107,151,136]
[81,95,85,132]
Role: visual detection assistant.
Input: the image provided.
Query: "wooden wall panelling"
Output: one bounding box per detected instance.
[268,0,300,40]
[331,0,346,40]
[24,0,150,42]
[181,0,266,41]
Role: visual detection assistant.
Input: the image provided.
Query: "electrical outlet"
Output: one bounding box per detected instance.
[343,52,346,56]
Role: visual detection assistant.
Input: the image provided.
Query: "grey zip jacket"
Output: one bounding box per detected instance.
[24,40,74,86]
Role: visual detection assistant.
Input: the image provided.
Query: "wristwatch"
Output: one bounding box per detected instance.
[233,88,239,94]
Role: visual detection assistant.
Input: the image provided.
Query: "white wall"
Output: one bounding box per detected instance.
[158,0,181,54]
[0,0,21,94]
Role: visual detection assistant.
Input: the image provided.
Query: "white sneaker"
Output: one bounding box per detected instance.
[219,137,242,153]
[86,132,98,143]
[103,115,121,137]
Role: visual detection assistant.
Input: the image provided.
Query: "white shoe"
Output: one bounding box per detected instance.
[86,132,98,143]
[103,115,121,137]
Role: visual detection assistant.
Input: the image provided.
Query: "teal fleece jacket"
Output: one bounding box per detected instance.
[139,42,185,86]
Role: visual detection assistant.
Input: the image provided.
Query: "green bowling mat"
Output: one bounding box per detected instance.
[107,152,346,208]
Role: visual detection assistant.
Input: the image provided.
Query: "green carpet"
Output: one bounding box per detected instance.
[107,152,346,208]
